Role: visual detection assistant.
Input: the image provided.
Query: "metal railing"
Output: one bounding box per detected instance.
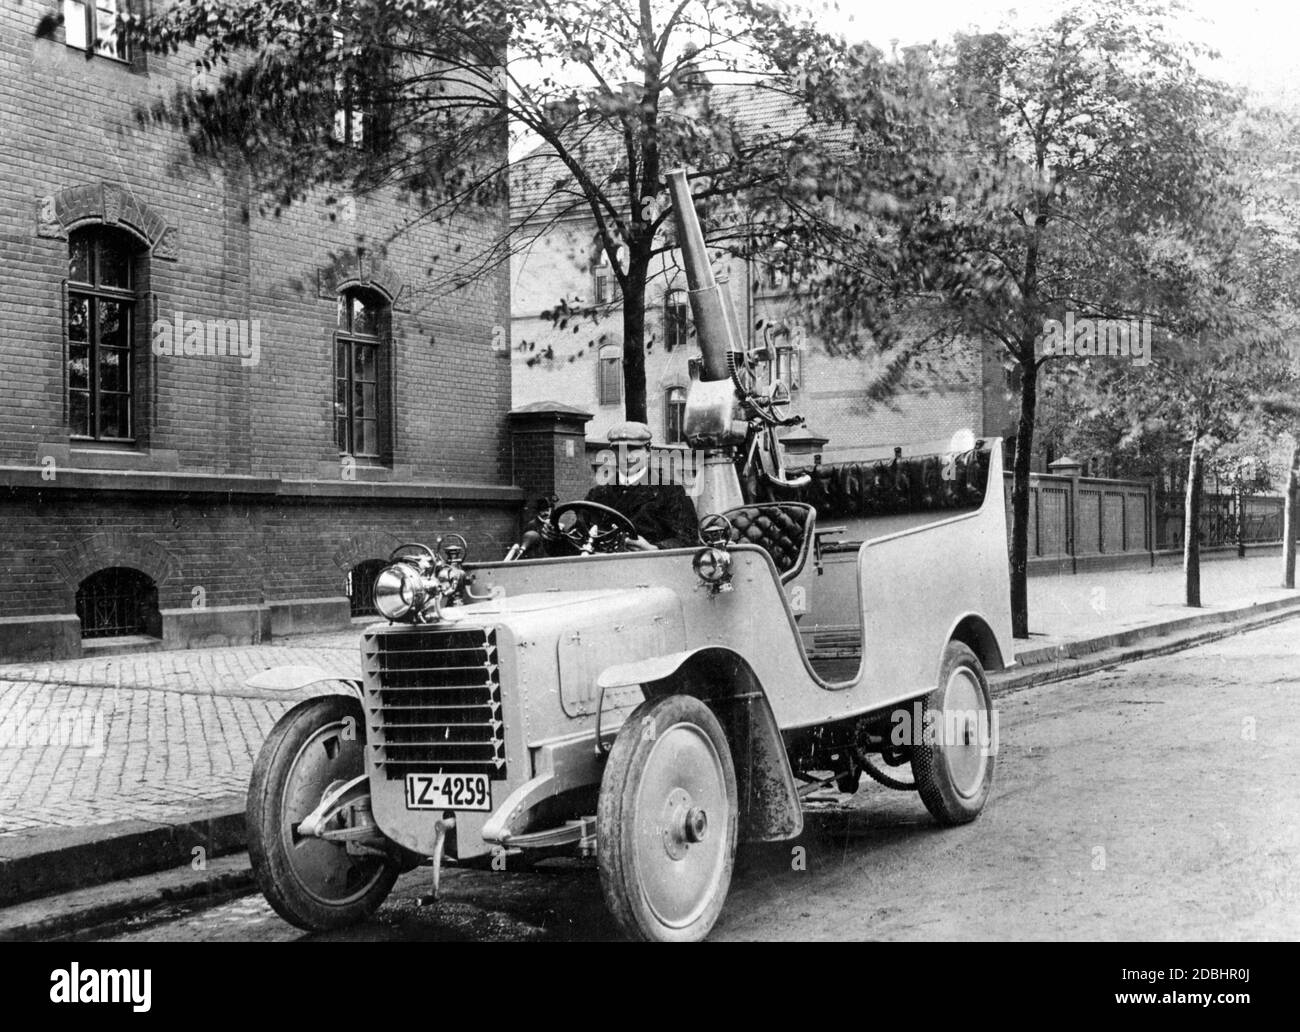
[1155,491,1286,552]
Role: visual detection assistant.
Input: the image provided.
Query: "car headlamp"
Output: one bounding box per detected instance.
[692,547,733,593]
[373,562,428,621]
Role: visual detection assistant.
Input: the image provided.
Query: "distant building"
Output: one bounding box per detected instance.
[510,85,1015,464]
[0,3,518,660]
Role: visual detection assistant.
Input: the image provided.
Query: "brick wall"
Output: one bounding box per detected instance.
[0,492,518,620]
[1,4,512,480]
[0,4,520,659]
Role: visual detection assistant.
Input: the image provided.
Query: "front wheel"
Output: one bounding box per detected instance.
[597,694,738,942]
[247,695,398,931]
[911,642,997,825]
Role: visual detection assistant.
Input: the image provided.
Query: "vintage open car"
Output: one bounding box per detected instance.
[244,171,1013,942]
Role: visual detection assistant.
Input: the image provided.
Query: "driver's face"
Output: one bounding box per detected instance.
[617,443,649,484]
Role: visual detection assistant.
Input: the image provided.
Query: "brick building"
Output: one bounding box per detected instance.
[510,86,1015,466]
[0,2,524,661]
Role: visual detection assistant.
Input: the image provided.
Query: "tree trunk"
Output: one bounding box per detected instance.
[1283,439,1299,589]
[1184,439,1202,607]
[621,257,649,424]
[1009,358,1037,639]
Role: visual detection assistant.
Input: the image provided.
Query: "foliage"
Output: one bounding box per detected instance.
[133,0,858,421]
[792,0,1253,632]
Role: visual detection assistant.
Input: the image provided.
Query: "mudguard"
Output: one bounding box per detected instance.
[244,665,363,696]
[600,646,803,842]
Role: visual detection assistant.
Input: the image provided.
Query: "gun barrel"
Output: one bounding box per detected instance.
[665,169,743,383]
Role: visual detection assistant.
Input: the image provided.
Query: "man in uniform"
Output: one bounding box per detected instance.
[585,421,700,549]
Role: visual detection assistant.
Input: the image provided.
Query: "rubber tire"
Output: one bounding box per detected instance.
[247,695,398,931]
[911,642,996,826]
[597,694,738,942]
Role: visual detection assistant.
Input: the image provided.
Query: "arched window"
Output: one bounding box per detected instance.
[664,386,687,444]
[335,287,391,459]
[597,344,622,406]
[664,289,690,351]
[75,567,159,639]
[347,558,387,618]
[68,227,141,441]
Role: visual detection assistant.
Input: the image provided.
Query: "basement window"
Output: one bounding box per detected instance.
[76,567,159,639]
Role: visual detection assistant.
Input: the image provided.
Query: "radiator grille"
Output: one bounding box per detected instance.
[363,626,506,780]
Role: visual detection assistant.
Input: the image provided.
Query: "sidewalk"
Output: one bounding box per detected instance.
[1026,554,1298,654]
[0,555,1296,913]
[0,633,361,835]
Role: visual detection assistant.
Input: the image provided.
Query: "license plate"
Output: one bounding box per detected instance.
[404,773,492,812]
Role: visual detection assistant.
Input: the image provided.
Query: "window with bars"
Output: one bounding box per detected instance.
[335,288,390,459]
[598,347,622,406]
[347,558,387,617]
[75,567,159,639]
[63,0,131,61]
[67,228,139,442]
[664,386,687,444]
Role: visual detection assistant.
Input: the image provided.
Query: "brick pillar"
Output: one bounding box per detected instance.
[508,402,594,517]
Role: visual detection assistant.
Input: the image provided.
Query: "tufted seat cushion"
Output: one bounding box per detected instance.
[722,502,816,582]
[787,445,992,519]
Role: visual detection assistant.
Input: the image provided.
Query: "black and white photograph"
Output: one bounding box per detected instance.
[0,0,1294,996]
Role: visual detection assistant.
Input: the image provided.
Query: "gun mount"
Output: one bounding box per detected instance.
[665,169,809,514]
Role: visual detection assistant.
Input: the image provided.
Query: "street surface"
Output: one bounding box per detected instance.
[98,618,1300,941]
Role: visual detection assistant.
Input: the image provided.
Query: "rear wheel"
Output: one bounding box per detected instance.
[911,642,996,825]
[597,694,738,942]
[247,695,398,931]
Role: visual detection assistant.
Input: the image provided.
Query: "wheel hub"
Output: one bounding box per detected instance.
[661,789,710,859]
[685,806,709,843]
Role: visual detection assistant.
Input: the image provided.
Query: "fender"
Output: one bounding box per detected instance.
[943,612,1008,675]
[600,646,803,842]
[244,664,363,698]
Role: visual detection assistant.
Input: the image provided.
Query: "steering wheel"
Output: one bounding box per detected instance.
[546,500,638,555]
[389,543,436,563]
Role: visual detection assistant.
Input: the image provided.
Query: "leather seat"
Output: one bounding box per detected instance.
[721,502,816,583]
[788,444,992,518]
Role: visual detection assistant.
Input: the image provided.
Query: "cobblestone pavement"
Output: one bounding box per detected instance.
[0,630,362,835]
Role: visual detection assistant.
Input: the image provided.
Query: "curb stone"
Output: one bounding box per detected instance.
[993,595,1300,695]
[0,853,254,942]
[0,796,246,908]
